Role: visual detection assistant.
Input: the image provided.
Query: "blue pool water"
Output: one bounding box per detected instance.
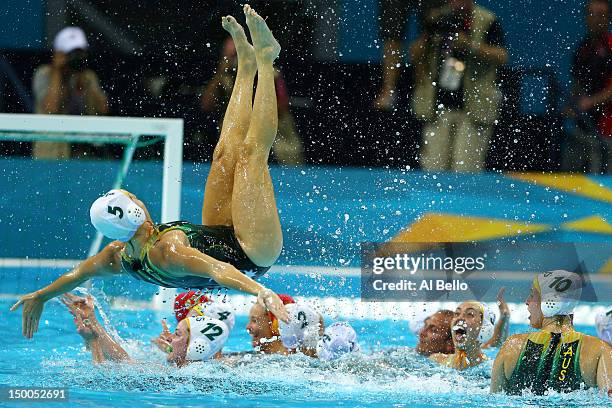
[1,295,609,408]
[2,159,611,406]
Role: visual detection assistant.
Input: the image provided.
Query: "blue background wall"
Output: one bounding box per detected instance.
[0,0,46,50]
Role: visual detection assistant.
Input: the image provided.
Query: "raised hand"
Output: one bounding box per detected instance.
[496,287,510,318]
[151,319,173,353]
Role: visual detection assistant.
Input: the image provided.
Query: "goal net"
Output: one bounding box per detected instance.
[0,113,183,307]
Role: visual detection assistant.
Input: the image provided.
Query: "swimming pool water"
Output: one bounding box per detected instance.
[2,159,610,407]
[1,298,608,408]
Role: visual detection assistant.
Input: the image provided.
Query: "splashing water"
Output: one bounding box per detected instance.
[3,299,607,407]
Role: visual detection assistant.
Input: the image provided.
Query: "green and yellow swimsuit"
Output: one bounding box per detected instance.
[506,330,586,395]
[120,221,270,289]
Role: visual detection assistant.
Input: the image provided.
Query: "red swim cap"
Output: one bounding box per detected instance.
[268,294,296,336]
[174,290,210,322]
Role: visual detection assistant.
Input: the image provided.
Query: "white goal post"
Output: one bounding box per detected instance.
[0,113,184,251]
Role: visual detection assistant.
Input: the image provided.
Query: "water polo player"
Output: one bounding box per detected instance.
[416,288,511,356]
[429,301,496,370]
[246,294,296,355]
[317,322,360,361]
[153,291,235,358]
[12,5,290,338]
[278,302,324,357]
[491,270,612,395]
[63,293,230,366]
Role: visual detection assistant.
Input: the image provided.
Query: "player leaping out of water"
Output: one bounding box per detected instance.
[11,5,290,338]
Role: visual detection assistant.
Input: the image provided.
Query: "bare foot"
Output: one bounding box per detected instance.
[243,4,281,63]
[222,15,256,73]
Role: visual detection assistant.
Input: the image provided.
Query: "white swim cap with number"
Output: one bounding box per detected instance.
[185,315,230,361]
[90,190,146,242]
[316,322,360,361]
[534,270,582,317]
[194,301,236,332]
[279,303,321,349]
[595,309,612,345]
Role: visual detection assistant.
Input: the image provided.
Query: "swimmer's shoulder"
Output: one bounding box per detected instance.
[577,333,611,387]
[579,333,610,349]
[501,333,529,350]
[156,228,190,248]
[579,333,611,361]
[498,334,529,357]
[147,229,192,269]
[95,241,126,275]
[496,334,529,372]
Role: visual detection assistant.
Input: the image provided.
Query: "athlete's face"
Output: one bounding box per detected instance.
[451,302,483,350]
[246,303,274,349]
[167,319,190,365]
[416,312,454,356]
[526,286,544,329]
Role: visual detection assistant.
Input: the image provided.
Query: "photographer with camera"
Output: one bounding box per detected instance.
[32,27,108,159]
[410,0,507,172]
[373,0,445,110]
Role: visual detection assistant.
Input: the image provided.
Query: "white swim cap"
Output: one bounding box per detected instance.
[595,309,612,345]
[89,190,146,242]
[316,322,360,361]
[534,270,582,317]
[477,303,496,343]
[279,303,321,349]
[194,301,236,332]
[408,317,425,335]
[185,315,230,361]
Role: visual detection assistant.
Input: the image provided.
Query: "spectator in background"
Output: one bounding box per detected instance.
[374,0,445,110]
[411,0,507,172]
[32,27,108,159]
[564,0,612,174]
[202,37,304,165]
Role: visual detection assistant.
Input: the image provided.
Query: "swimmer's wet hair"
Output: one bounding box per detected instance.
[437,310,454,339]
[437,310,455,319]
[426,310,454,338]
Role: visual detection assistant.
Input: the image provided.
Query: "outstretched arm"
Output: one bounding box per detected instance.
[10,242,124,338]
[159,242,289,323]
[62,293,131,364]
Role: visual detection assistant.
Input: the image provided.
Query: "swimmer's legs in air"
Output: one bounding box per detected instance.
[201,15,257,226]
[231,5,283,267]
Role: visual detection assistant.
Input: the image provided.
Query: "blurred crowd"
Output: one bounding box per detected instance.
[1,0,611,173]
[373,0,610,173]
